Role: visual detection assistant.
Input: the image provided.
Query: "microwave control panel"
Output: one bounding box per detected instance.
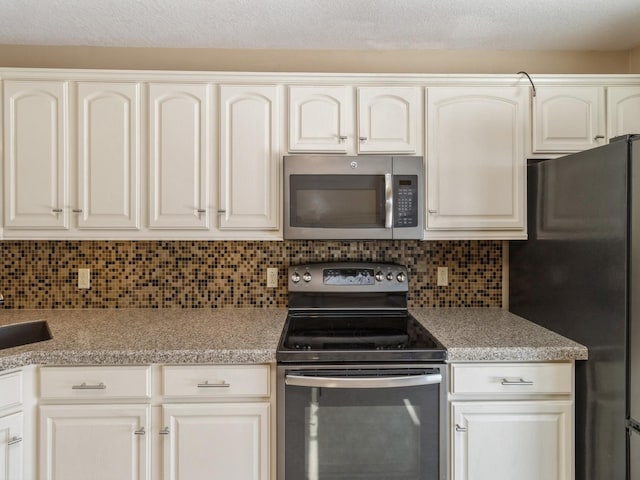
[394,176,418,227]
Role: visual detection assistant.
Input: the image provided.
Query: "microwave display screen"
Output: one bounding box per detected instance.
[290,175,385,228]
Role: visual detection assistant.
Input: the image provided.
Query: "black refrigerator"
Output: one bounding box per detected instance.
[509,134,640,480]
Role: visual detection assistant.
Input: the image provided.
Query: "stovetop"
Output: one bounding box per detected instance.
[277,262,446,364]
[277,311,446,363]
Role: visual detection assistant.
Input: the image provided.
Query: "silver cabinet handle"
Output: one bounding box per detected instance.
[501,378,534,386]
[71,208,83,213]
[197,380,230,388]
[217,210,226,214]
[71,382,107,390]
[159,427,170,435]
[338,135,347,142]
[428,209,437,214]
[196,209,206,214]
[285,373,442,389]
[594,135,605,140]
[384,173,393,229]
[134,427,145,436]
[8,436,22,446]
[52,208,63,213]
[455,424,467,433]
[359,136,368,142]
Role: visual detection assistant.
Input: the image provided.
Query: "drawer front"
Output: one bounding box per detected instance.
[451,363,573,395]
[162,364,270,398]
[0,371,23,410]
[40,366,151,400]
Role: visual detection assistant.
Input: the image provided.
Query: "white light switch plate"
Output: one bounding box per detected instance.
[437,267,448,286]
[78,268,91,289]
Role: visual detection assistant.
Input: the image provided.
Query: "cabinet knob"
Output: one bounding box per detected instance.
[338,135,348,142]
[359,136,368,142]
[197,380,230,388]
[134,427,146,436]
[8,436,23,446]
[594,135,605,141]
[217,210,226,214]
[72,208,83,213]
[455,424,467,433]
[52,208,63,213]
[159,427,170,436]
[196,209,207,214]
[428,209,438,214]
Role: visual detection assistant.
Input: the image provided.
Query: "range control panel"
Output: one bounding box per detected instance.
[288,262,409,293]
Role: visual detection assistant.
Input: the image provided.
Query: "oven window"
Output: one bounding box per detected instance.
[290,175,385,228]
[284,372,440,480]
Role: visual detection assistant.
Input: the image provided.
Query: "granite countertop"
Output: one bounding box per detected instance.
[0,308,587,371]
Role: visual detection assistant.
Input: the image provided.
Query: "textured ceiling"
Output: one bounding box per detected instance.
[1,0,640,51]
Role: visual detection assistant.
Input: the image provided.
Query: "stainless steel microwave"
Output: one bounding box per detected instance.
[284,155,424,240]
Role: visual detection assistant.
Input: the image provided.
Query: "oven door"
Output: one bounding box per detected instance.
[277,364,447,480]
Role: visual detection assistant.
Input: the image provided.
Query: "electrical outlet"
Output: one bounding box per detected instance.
[78,268,91,289]
[267,267,278,288]
[437,267,449,287]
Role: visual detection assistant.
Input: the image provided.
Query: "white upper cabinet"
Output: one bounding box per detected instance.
[219,85,279,230]
[3,80,68,230]
[607,86,640,139]
[357,86,419,153]
[148,83,211,230]
[426,86,527,238]
[77,82,140,230]
[533,86,606,153]
[288,85,421,154]
[288,86,352,153]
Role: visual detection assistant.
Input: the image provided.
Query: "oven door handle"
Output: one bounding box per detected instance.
[285,373,442,389]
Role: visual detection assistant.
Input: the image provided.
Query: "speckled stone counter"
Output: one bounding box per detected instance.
[0,309,287,371]
[411,308,588,362]
[0,308,587,371]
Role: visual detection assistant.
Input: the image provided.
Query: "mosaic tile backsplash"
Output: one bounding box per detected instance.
[0,240,502,309]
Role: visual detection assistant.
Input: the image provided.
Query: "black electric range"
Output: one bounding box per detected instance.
[276,262,446,363]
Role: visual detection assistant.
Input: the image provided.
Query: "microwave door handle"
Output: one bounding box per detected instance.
[285,373,442,389]
[385,173,393,229]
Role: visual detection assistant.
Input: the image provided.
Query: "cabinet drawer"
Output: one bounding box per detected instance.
[451,363,572,395]
[162,365,270,398]
[0,371,23,410]
[40,366,151,400]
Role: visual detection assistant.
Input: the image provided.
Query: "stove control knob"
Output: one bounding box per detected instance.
[375,271,384,282]
[291,272,301,283]
[386,272,394,281]
[396,272,407,283]
[303,272,312,283]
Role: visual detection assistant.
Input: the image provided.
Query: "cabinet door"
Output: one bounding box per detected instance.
[161,403,269,480]
[288,86,353,153]
[3,80,68,229]
[426,87,527,235]
[77,82,141,230]
[533,86,606,152]
[149,83,210,229]
[357,86,419,153]
[219,85,279,230]
[0,412,23,480]
[451,401,572,480]
[607,86,640,139]
[40,405,149,480]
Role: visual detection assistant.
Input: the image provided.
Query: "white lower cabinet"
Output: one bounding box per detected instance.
[0,412,23,480]
[0,370,25,480]
[39,405,150,480]
[35,364,272,480]
[450,362,574,480]
[451,401,572,480]
[160,403,270,480]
